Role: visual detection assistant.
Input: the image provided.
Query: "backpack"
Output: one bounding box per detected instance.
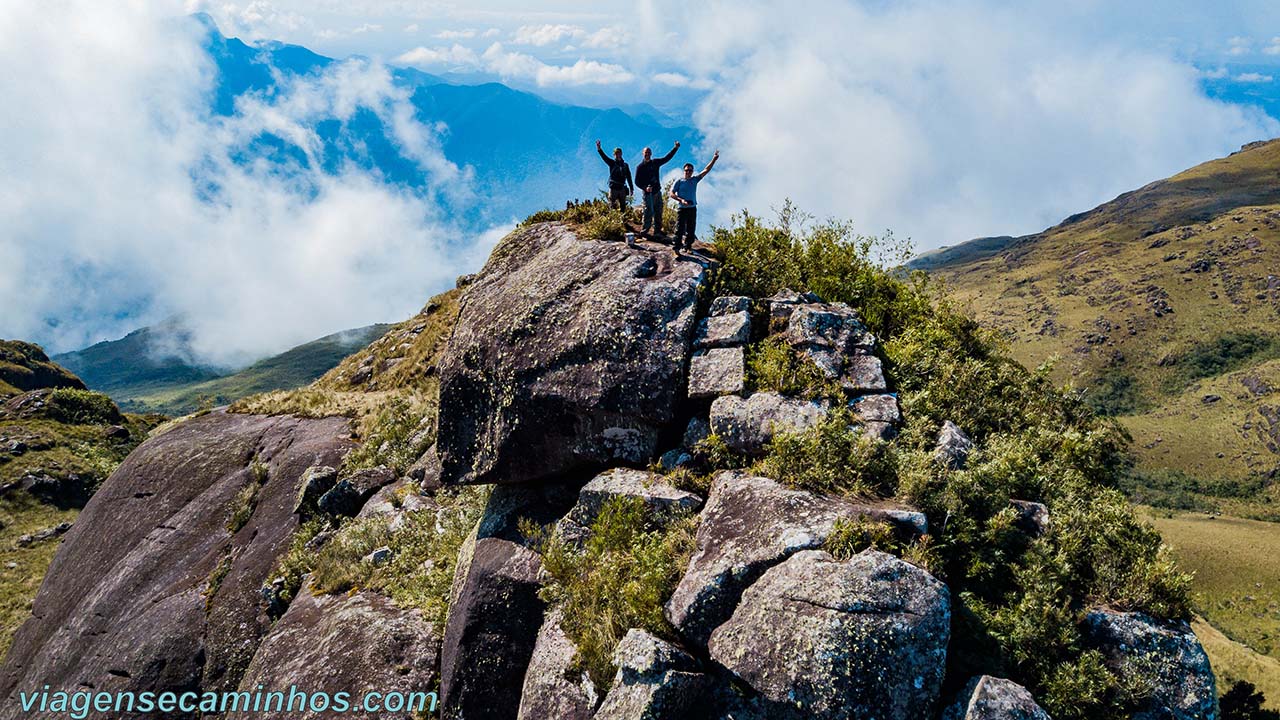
[609,161,630,188]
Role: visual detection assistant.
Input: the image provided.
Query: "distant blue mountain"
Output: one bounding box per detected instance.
[197,15,703,227]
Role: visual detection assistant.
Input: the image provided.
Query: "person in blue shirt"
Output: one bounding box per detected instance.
[669,150,719,252]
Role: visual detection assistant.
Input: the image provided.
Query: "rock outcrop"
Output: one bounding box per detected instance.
[593,629,709,720]
[942,675,1052,720]
[230,582,441,720]
[665,471,927,648]
[439,538,546,720]
[517,610,597,720]
[1082,610,1218,720]
[709,392,830,455]
[709,549,950,720]
[436,222,710,486]
[0,410,354,712]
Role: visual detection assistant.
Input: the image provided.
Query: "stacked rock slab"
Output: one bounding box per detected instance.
[688,295,751,398]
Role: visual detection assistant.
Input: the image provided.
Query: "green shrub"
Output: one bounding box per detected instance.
[44,388,121,425]
[756,409,895,497]
[1162,332,1280,392]
[521,197,634,242]
[744,336,842,399]
[529,496,698,691]
[1085,370,1151,416]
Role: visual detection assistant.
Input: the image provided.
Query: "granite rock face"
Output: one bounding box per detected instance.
[593,630,709,720]
[517,610,597,720]
[230,583,441,720]
[665,471,926,649]
[688,347,745,398]
[436,222,709,486]
[439,538,546,720]
[0,411,355,711]
[708,549,950,720]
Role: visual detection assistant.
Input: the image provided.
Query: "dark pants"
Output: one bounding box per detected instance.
[609,185,630,211]
[642,189,664,234]
[675,206,697,249]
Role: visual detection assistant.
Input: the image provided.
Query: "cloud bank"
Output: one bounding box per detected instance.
[0,2,486,363]
[667,0,1279,246]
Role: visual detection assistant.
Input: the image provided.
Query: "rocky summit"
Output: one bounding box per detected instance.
[0,221,1221,720]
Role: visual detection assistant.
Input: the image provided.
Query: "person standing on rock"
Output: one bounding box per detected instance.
[596,140,634,212]
[670,150,719,252]
[633,141,680,238]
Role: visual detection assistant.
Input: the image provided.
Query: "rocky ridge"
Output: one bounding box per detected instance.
[0,222,1219,720]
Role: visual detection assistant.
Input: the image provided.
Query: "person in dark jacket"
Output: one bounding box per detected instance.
[669,150,719,252]
[596,140,633,211]
[633,141,680,237]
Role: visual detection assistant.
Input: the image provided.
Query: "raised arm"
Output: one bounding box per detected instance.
[596,140,611,165]
[659,141,680,164]
[697,150,720,179]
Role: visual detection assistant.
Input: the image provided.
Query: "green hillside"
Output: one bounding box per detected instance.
[920,138,1280,520]
[115,324,391,415]
[53,318,226,396]
[0,340,162,654]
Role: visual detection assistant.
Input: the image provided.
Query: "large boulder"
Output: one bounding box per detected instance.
[708,392,830,455]
[517,610,598,720]
[436,222,709,486]
[229,582,441,720]
[1081,610,1217,720]
[708,549,950,720]
[0,411,355,710]
[942,676,1052,720]
[440,538,546,720]
[593,629,709,720]
[665,471,927,648]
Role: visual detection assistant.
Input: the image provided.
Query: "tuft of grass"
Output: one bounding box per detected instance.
[293,486,489,627]
[755,409,895,497]
[528,496,698,691]
[341,396,436,475]
[521,197,635,242]
[744,336,843,400]
[225,457,268,533]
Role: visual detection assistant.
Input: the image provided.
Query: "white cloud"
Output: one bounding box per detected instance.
[512,23,582,46]
[435,28,476,40]
[1264,37,1280,55]
[1201,66,1230,79]
[1236,72,1273,82]
[481,43,634,86]
[396,44,481,68]
[0,1,489,363]
[403,23,418,32]
[1227,36,1252,55]
[188,0,303,39]
[653,71,713,89]
[666,1,1278,248]
[582,26,627,49]
[481,28,500,38]
[352,23,382,34]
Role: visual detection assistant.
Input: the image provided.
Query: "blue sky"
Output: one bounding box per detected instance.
[3,1,1280,361]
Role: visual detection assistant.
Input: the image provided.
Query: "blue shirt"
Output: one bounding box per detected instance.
[671,175,702,207]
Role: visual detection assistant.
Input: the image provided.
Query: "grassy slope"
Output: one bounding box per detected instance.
[1143,508,1280,708]
[925,140,1280,510]
[118,324,390,415]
